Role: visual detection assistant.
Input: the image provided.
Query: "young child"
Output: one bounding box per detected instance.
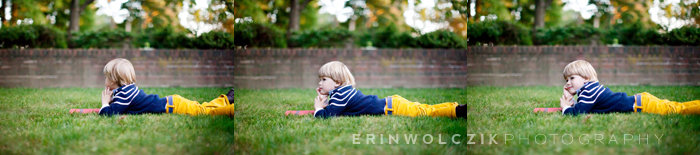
[99,58,235,116]
[560,60,700,116]
[312,61,467,118]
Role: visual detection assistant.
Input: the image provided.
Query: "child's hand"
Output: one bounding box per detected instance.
[314,95,328,110]
[560,87,574,108]
[316,87,329,95]
[101,87,113,107]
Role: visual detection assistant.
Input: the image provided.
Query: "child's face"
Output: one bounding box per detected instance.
[318,77,340,94]
[104,78,119,91]
[564,75,588,95]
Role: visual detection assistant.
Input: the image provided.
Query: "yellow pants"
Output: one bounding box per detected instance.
[636,92,700,115]
[165,94,235,116]
[384,95,458,117]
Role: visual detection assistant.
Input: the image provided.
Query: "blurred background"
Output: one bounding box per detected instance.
[0,0,235,88]
[466,0,699,46]
[234,0,468,49]
[0,0,234,49]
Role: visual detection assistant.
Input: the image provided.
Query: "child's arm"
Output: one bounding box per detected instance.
[313,88,349,118]
[98,87,132,116]
[560,87,574,108]
[314,87,328,114]
[101,87,112,108]
[314,95,327,110]
[314,87,327,108]
[561,86,598,116]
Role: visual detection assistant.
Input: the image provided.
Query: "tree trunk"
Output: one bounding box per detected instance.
[109,17,116,29]
[466,0,471,20]
[533,0,546,45]
[288,0,300,32]
[125,19,132,32]
[68,0,81,40]
[473,0,479,21]
[593,14,600,28]
[9,0,16,25]
[287,0,311,48]
[234,1,236,31]
[534,0,545,29]
[0,0,6,25]
[348,16,357,31]
[67,0,95,46]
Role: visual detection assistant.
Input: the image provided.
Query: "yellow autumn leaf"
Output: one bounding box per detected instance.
[664,5,673,18]
[193,10,201,22]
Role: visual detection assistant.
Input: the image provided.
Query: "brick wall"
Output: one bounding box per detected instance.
[0,50,233,88]
[235,46,700,89]
[467,46,700,86]
[3,47,696,88]
[235,49,468,89]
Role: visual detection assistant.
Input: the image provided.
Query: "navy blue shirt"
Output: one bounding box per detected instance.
[99,84,167,116]
[314,85,386,118]
[563,81,635,116]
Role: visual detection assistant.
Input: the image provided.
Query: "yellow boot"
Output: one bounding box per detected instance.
[678,100,700,115]
[201,95,234,116]
[641,92,700,115]
[168,94,233,116]
[388,95,457,118]
[427,102,458,118]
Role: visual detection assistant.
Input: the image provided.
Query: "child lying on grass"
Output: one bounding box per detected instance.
[560,60,700,116]
[99,58,234,116]
[312,61,467,119]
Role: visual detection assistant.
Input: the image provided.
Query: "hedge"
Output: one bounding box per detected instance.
[0,25,235,49]
[468,20,700,46]
[0,25,68,49]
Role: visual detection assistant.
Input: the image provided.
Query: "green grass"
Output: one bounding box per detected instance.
[5,86,699,154]
[234,88,469,154]
[234,86,700,154]
[466,85,700,154]
[0,87,234,154]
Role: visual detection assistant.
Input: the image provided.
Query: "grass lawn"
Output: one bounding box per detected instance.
[234,86,700,154]
[0,87,234,154]
[466,86,700,154]
[234,88,469,154]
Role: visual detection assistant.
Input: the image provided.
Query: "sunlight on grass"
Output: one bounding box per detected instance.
[0,87,234,154]
[466,86,700,154]
[234,88,469,154]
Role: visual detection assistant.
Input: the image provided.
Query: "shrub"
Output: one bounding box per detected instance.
[289,28,354,48]
[234,22,287,48]
[467,20,532,46]
[357,23,418,48]
[194,31,235,49]
[604,23,665,45]
[0,25,67,49]
[664,26,700,45]
[539,24,602,45]
[136,26,194,49]
[418,30,467,49]
[72,29,133,49]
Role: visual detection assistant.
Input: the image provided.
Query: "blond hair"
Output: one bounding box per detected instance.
[563,60,598,82]
[103,58,137,87]
[318,61,356,86]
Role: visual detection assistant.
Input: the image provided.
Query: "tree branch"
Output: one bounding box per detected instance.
[545,0,553,8]
[223,0,234,15]
[300,0,312,12]
[79,0,95,14]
